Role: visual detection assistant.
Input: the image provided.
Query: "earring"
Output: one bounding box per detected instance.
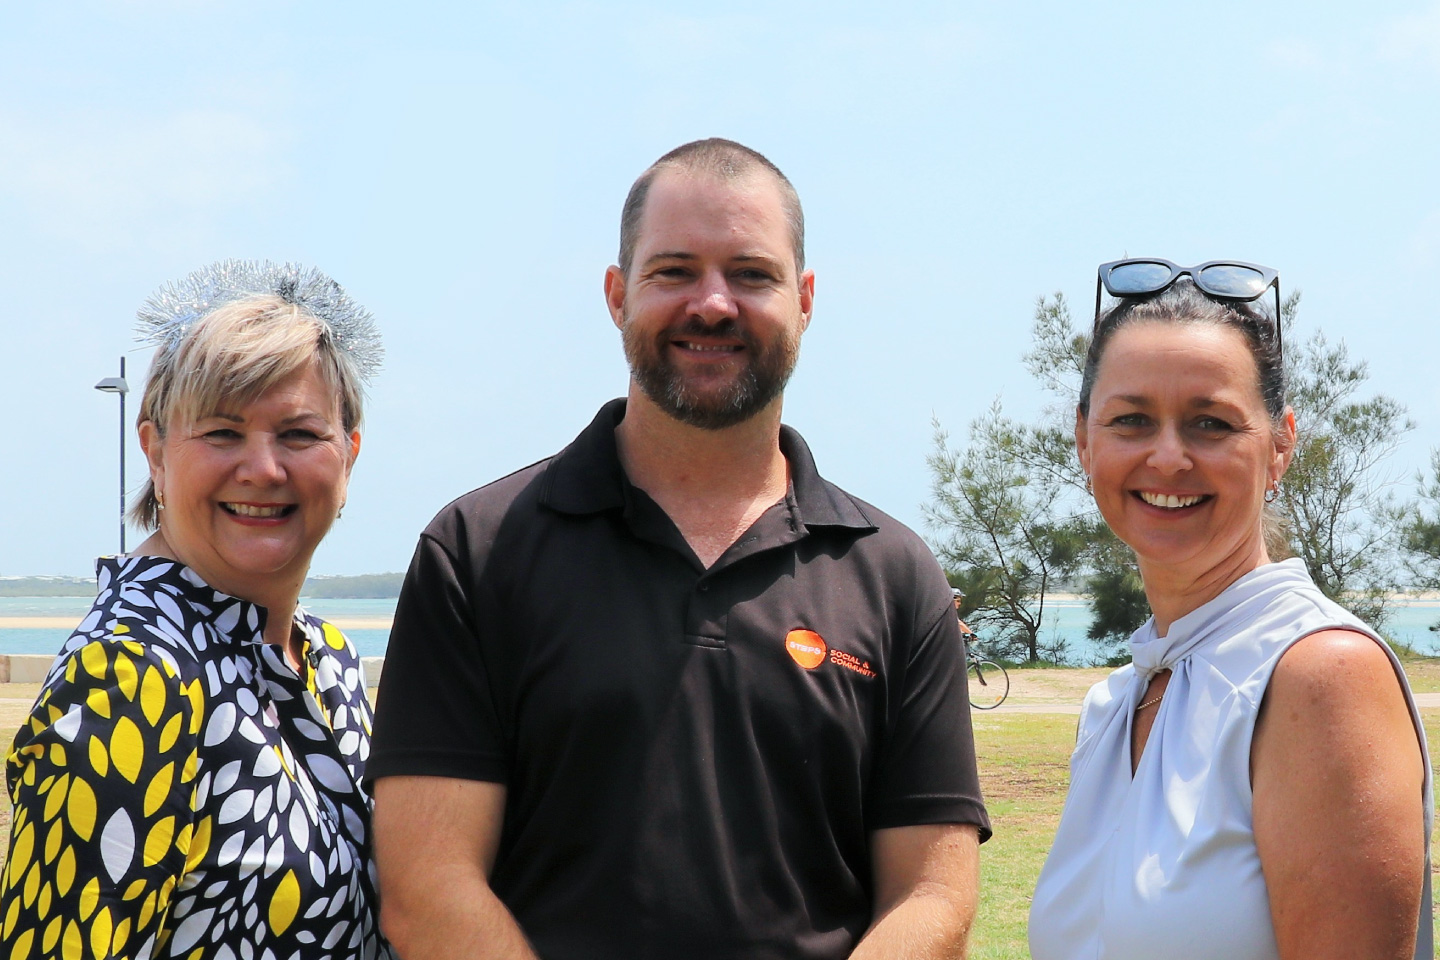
[156,490,166,510]
[1264,481,1280,504]
[1084,475,1093,496]
[337,502,345,519]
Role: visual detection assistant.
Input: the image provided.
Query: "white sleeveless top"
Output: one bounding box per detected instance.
[1029,559,1433,960]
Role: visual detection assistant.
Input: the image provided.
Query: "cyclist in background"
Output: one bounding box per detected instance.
[952,588,976,639]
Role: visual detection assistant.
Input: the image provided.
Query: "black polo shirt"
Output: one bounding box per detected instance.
[369,400,989,960]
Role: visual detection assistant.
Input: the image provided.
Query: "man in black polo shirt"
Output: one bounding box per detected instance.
[369,138,990,959]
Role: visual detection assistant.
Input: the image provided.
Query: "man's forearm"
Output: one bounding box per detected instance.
[847,885,975,960]
[381,868,539,960]
[853,823,980,960]
[373,777,537,959]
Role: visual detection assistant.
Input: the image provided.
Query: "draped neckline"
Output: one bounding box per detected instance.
[1129,558,1313,683]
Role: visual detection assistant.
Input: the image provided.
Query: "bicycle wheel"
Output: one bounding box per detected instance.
[967,658,1010,709]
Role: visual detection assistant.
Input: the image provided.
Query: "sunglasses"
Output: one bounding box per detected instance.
[1094,258,1282,352]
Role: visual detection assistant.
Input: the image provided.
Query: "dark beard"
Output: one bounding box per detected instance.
[622,315,800,430]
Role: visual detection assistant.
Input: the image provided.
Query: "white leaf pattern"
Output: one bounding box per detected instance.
[53,704,82,742]
[240,834,267,877]
[171,907,217,953]
[205,702,239,747]
[219,788,256,825]
[216,829,247,867]
[213,758,243,795]
[99,808,136,884]
[305,755,355,794]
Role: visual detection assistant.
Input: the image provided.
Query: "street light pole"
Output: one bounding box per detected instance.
[94,358,130,555]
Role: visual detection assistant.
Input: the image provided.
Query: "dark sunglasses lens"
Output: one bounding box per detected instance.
[1106,261,1174,295]
[1196,264,1268,298]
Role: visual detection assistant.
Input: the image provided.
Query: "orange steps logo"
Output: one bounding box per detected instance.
[784,629,827,669]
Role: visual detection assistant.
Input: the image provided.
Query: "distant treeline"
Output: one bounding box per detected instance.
[302,573,405,598]
[1,572,406,598]
[0,577,97,597]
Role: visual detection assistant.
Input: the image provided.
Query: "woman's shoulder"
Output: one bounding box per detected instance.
[17,632,205,772]
[1266,628,1412,717]
[1198,561,1377,688]
[42,556,269,699]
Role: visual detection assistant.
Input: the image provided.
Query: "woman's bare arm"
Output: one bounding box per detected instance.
[1252,629,1427,960]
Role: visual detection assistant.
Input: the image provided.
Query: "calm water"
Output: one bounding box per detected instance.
[0,597,398,658]
[2,595,1437,663]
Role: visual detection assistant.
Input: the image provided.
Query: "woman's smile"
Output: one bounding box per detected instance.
[220,501,298,521]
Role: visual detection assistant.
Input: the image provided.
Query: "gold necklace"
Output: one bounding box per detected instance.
[1136,692,1165,711]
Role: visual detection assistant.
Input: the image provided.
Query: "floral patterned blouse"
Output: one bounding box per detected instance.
[0,556,394,959]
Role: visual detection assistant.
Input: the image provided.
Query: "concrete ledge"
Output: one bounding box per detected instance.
[0,655,58,683]
[362,657,384,688]
[0,654,388,687]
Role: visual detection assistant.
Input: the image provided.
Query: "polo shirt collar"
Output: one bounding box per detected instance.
[541,398,877,534]
[778,425,876,532]
[540,399,629,514]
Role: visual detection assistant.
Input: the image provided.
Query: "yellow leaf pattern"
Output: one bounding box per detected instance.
[107,719,142,785]
[112,656,136,702]
[268,870,300,935]
[138,669,165,729]
[0,557,391,957]
[141,764,172,819]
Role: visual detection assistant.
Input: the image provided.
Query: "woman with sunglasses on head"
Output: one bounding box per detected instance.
[1028,260,1432,960]
[0,262,394,958]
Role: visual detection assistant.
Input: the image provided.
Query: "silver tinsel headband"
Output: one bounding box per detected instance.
[136,259,383,383]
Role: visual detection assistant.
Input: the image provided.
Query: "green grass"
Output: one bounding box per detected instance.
[1398,656,1440,694]
[968,714,1075,958]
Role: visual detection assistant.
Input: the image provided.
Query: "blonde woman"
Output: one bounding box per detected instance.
[0,261,394,959]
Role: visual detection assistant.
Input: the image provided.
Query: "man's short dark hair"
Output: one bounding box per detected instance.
[618,138,806,278]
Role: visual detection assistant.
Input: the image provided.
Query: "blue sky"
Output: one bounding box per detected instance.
[3,1,1438,576]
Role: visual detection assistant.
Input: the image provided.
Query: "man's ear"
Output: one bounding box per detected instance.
[798,269,815,333]
[604,265,626,331]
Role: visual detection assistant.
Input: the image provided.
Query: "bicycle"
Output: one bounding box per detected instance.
[963,635,1009,710]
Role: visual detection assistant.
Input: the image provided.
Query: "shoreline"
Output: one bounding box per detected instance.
[5,595,1439,632]
[0,616,397,630]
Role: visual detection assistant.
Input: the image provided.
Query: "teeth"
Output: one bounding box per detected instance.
[1139,492,1205,509]
[681,343,740,352]
[225,503,289,518]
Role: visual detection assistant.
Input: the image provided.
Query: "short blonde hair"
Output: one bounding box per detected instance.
[129,295,365,530]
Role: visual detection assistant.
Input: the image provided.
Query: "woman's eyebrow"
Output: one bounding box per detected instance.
[278,412,328,426]
[1105,394,1151,407]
